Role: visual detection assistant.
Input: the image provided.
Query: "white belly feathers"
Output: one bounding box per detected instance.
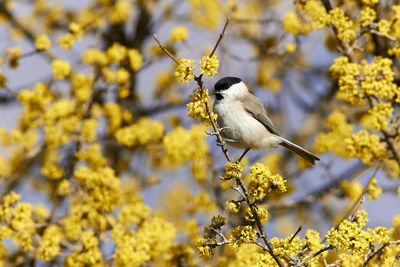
[213,100,280,149]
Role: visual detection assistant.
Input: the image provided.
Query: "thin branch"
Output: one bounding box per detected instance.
[297,245,335,266]
[332,165,380,232]
[209,17,230,58]
[289,225,302,243]
[363,240,400,267]
[153,34,180,65]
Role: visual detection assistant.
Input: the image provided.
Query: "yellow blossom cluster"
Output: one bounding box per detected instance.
[257,59,282,92]
[112,217,176,266]
[169,26,189,42]
[175,58,196,84]
[271,236,303,258]
[159,125,208,168]
[224,162,243,179]
[231,225,257,247]
[5,46,22,68]
[34,34,51,51]
[326,210,370,255]
[283,0,328,35]
[360,6,376,25]
[362,103,393,130]
[247,163,287,200]
[367,177,382,200]
[341,180,363,200]
[57,22,84,50]
[115,117,164,146]
[52,59,71,79]
[187,87,217,124]
[0,192,36,252]
[108,0,132,24]
[328,8,356,43]
[199,55,219,77]
[188,0,222,29]
[244,206,269,223]
[344,130,387,165]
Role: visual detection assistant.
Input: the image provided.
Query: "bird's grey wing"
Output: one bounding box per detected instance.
[243,94,281,136]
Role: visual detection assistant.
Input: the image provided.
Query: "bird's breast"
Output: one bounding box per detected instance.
[213,100,276,149]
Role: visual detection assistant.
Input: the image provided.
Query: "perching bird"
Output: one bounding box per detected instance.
[213,76,320,165]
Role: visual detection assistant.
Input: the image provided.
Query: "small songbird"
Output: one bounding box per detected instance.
[213,76,320,165]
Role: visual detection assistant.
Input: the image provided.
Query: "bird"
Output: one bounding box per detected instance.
[212,76,320,165]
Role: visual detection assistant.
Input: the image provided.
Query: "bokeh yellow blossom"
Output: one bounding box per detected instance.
[34,34,51,50]
[170,26,189,42]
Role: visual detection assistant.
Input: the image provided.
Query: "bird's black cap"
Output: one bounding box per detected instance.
[214,77,242,91]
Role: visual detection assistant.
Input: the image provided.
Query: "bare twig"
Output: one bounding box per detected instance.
[297,245,335,266]
[153,34,180,65]
[332,165,380,232]
[209,17,230,58]
[363,240,400,267]
[289,225,302,243]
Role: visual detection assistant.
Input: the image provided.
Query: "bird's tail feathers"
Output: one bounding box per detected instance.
[278,138,320,165]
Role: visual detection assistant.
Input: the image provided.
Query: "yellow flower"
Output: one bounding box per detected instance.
[81,119,98,142]
[393,214,400,229]
[341,180,363,200]
[345,130,387,165]
[41,162,64,180]
[82,48,108,65]
[282,11,305,35]
[362,0,379,6]
[368,103,393,131]
[188,0,222,29]
[196,239,213,259]
[115,118,164,147]
[52,59,71,79]
[108,0,132,24]
[57,179,71,195]
[378,19,390,35]
[244,206,269,223]
[187,87,216,124]
[107,43,127,63]
[231,225,257,246]
[127,49,143,71]
[248,163,287,200]
[34,34,51,51]
[199,55,219,77]
[226,200,241,213]
[169,26,189,42]
[6,46,22,68]
[224,162,242,179]
[57,33,75,50]
[360,7,376,25]
[285,43,296,53]
[305,229,324,253]
[69,22,83,40]
[175,58,195,84]
[367,177,382,200]
[159,125,208,168]
[328,8,355,43]
[37,225,63,261]
[193,191,217,213]
[71,73,92,102]
[326,210,370,255]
